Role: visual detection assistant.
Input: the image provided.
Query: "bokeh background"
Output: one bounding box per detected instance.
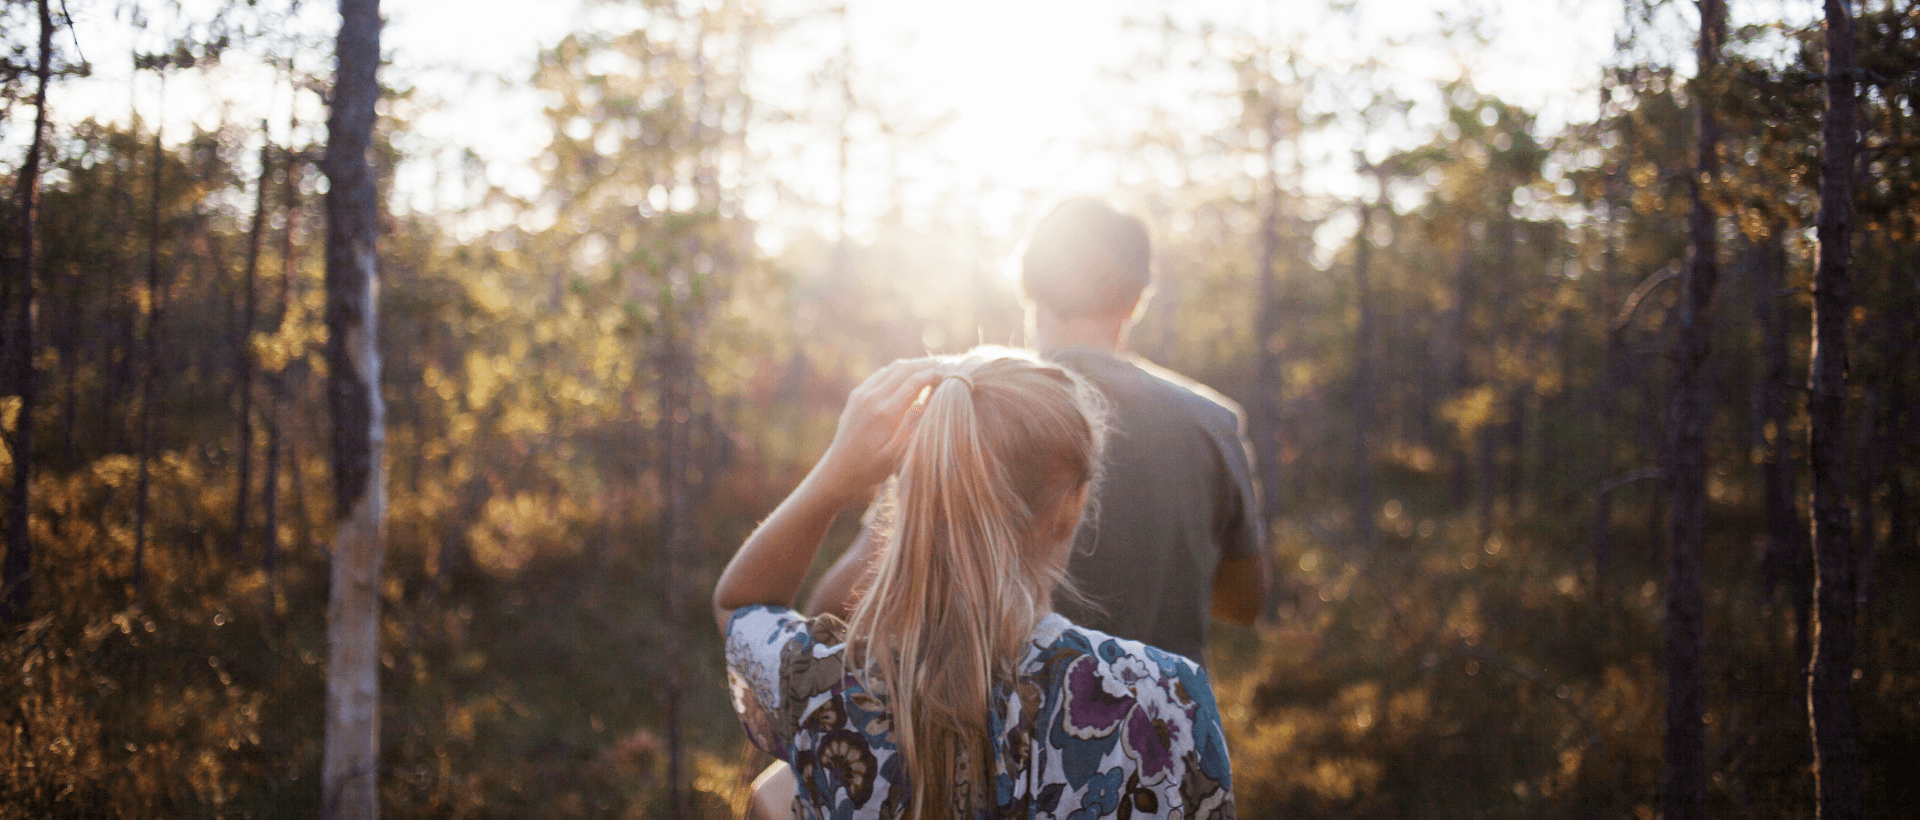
[0,0,1915,816]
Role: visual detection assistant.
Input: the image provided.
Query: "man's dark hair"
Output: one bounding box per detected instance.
[1020,198,1151,319]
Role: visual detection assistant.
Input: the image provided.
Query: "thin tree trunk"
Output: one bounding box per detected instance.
[1446,235,1474,511]
[658,316,692,820]
[1754,223,1813,671]
[133,124,164,588]
[1254,104,1283,523]
[1594,131,1622,599]
[1664,3,1724,818]
[265,133,303,593]
[1,0,53,622]
[1351,183,1379,552]
[234,123,272,558]
[321,0,387,816]
[1809,2,1862,819]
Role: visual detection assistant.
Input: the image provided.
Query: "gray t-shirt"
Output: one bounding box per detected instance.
[1047,346,1263,664]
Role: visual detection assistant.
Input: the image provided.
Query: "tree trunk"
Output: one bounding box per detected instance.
[1445,235,1474,512]
[321,0,387,817]
[1351,185,1379,552]
[1809,1,1862,817]
[234,123,272,558]
[1594,123,1623,598]
[1664,2,1724,818]
[1753,223,1813,670]
[1253,106,1283,524]
[133,125,165,588]
[1,0,53,623]
[265,135,303,594]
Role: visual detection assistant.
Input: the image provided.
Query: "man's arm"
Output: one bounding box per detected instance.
[1211,406,1273,627]
[1211,551,1270,625]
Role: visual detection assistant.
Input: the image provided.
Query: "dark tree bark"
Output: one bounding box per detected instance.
[1809,2,1862,818]
[321,0,387,817]
[1663,2,1725,818]
[1594,99,1624,597]
[1,0,53,623]
[233,123,272,558]
[1753,223,1813,671]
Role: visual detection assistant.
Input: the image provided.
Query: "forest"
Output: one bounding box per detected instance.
[0,0,1915,817]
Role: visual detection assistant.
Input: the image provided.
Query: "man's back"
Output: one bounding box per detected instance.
[1047,346,1262,663]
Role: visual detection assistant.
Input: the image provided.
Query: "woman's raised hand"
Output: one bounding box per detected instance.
[811,358,941,502]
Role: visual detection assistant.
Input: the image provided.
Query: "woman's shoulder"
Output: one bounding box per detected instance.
[724,605,856,760]
[1022,614,1215,712]
[1029,615,1206,678]
[1009,616,1236,818]
[726,604,850,650]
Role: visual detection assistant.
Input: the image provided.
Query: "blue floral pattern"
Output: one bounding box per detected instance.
[725,605,1235,819]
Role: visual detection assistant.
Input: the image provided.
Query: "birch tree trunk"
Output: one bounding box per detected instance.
[1809,1,1862,818]
[1,0,53,623]
[1663,2,1724,818]
[321,0,387,817]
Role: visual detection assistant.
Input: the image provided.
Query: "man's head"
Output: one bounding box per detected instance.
[1020,198,1151,323]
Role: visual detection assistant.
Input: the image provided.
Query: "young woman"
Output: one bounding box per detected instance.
[713,349,1235,819]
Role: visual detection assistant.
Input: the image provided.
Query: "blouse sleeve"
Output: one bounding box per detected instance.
[1178,659,1236,819]
[724,604,849,761]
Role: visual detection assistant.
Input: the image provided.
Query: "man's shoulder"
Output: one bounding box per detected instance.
[1120,355,1246,433]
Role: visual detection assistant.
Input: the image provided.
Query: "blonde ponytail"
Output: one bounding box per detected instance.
[847,348,1105,817]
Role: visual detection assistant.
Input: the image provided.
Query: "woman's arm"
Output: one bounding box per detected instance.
[802,518,880,620]
[713,359,937,631]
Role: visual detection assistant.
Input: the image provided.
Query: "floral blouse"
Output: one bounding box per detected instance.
[725,604,1235,819]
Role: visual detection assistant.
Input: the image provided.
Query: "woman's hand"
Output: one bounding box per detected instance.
[712,358,939,630]
[808,358,940,504]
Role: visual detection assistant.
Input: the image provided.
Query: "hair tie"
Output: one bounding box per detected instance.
[940,373,976,393]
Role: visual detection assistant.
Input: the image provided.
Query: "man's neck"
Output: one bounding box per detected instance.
[1032,309,1128,354]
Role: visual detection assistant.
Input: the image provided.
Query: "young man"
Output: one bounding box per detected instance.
[1019,197,1270,663]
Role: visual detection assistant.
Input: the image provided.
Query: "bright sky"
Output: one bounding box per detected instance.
[40,0,1627,249]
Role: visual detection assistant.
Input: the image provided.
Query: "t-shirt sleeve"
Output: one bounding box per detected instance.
[724,604,850,761]
[1213,406,1264,562]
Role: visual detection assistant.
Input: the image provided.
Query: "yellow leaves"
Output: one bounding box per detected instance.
[1336,681,1382,735]
[1438,385,1497,439]
[250,288,327,374]
[89,454,139,489]
[1628,162,1659,188]
[0,395,20,434]
[469,270,515,317]
[1444,591,1484,644]
[463,351,520,410]
[423,364,459,404]
[1307,757,1380,801]
[469,491,584,576]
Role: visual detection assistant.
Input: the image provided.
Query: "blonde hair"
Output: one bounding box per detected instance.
[846,347,1106,817]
